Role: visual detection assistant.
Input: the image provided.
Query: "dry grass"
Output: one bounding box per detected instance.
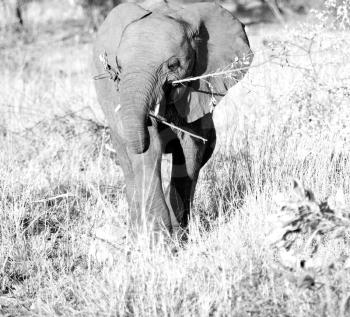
[1,5,350,316]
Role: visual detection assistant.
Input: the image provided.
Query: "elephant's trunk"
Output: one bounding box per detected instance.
[119,70,157,154]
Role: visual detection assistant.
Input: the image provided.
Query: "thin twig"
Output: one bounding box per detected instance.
[149,112,207,143]
[172,57,265,85]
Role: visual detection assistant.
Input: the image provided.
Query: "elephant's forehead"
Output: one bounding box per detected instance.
[120,15,186,48]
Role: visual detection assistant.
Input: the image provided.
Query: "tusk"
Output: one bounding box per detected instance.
[154,103,160,116]
[115,104,122,113]
[105,144,117,153]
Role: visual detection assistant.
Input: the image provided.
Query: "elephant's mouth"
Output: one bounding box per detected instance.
[166,80,188,106]
[148,81,187,125]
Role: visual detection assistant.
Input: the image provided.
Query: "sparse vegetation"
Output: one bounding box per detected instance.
[1,1,350,316]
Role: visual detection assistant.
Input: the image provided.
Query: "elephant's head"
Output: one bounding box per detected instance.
[94,1,253,154]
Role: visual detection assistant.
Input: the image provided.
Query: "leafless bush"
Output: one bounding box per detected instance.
[268,180,350,291]
[316,0,350,30]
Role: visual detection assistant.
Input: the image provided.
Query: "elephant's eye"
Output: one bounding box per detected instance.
[167,58,180,72]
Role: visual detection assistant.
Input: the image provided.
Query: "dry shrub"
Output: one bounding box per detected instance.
[268,180,350,292]
[316,0,350,30]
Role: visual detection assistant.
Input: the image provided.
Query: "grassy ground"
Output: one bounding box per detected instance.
[1,7,350,317]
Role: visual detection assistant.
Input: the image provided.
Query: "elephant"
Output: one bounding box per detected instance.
[92,0,253,238]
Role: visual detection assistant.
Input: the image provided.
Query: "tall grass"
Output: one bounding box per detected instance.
[1,8,350,316]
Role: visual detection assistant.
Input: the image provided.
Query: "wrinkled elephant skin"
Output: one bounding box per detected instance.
[92,1,253,236]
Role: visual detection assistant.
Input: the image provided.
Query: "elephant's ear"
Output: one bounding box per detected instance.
[93,3,150,73]
[171,3,253,123]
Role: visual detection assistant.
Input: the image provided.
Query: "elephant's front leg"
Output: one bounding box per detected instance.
[168,172,197,230]
[127,126,172,234]
[167,136,203,230]
[166,119,216,231]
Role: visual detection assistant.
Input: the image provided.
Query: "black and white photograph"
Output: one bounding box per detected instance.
[1,0,350,316]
